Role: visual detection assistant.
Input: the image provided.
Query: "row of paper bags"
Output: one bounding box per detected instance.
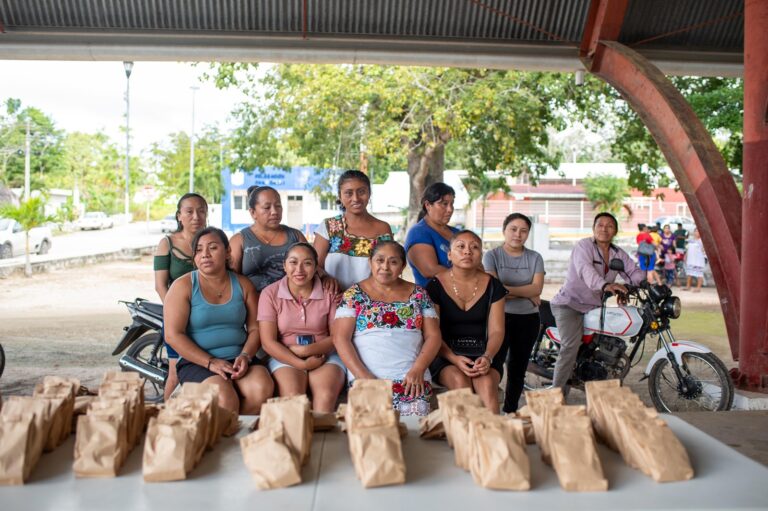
[0,376,80,484]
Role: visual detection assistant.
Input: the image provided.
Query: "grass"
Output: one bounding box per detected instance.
[659,305,733,364]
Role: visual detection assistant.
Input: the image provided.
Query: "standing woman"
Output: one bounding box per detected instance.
[483,213,545,413]
[258,243,346,413]
[313,170,393,291]
[333,241,442,416]
[154,192,208,401]
[426,230,507,414]
[230,186,309,292]
[164,227,274,414]
[405,183,460,286]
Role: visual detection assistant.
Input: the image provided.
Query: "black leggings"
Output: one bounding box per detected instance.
[502,312,541,413]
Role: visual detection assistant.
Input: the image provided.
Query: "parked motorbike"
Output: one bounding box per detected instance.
[525,259,734,412]
[112,298,167,403]
[0,342,5,379]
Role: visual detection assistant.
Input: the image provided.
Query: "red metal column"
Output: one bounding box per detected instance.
[734,0,768,391]
[582,42,743,357]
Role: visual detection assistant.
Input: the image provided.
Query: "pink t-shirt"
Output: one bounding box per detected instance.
[257,276,339,345]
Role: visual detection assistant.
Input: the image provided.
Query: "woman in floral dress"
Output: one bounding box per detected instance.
[333,241,442,416]
[314,170,393,290]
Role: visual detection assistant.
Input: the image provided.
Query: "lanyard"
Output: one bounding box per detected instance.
[593,240,610,275]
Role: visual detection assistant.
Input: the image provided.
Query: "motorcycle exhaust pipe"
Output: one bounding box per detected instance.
[118,355,166,385]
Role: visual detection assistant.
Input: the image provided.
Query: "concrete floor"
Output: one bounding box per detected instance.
[674,411,768,466]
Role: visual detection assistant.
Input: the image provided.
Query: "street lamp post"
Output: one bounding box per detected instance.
[189,85,199,193]
[123,61,134,217]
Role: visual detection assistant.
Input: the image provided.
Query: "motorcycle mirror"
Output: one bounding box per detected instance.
[609,258,625,272]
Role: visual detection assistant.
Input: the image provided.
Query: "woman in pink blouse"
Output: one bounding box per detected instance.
[258,243,346,412]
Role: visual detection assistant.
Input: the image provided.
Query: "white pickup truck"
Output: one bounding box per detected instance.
[0,218,53,259]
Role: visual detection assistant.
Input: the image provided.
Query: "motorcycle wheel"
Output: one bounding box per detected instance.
[124,333,166,404]
[648,352,734,412]
[0,343,5,378]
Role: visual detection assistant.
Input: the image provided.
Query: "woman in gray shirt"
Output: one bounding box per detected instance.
[483,213,545,413]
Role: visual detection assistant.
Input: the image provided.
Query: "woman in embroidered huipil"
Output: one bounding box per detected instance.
[332,241,442,416]
[313,170,393,291]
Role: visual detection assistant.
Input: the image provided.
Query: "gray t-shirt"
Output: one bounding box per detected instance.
[482,246,545,315]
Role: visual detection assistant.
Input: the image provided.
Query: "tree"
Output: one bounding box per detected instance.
[0,196,55,277]
[583,174,630,218]
[462,173,509,240]
[208,64,582,225]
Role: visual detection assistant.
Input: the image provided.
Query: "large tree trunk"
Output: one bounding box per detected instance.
[405,140,446,230]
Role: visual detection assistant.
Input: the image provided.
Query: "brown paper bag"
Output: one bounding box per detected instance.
[615,408,693,482]
[87,400,130,465]
[524,388,565,461]
[336,403,348,423]
[240,424,302,490]
[1,397,53,468]
[539,405,587,465]
[221,408,241,437]
[73,396,96,431]
[34,382,76,446]
[347,408,405,488]
[347,381,393,429]
[436,389,484,447]
[179,383,221,446]
[165,398,211,463]
[451,406,494,471]
[419,408,446,440]
[153,412,200,473]
[469,416,530,490]
[505,412,535,445]
[549,415,608,492]
[73,414,124,478]
[99,381,144,447]
[312,411,338,432]
[593,389,647,454]
[142,417,194,482]
[0,413,35,485]
[261,395,312,466]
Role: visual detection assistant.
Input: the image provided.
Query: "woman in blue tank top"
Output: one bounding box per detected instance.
[164,227,274,414]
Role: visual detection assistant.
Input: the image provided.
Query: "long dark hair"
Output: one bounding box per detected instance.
[336,170,371,212]
[417,182,455,221]
[175,193,208,232]
[191,227,232,270]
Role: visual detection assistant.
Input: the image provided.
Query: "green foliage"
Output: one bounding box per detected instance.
[149,127,226,203]
[583,174,630,217]
[1,195,56,276]
[462,173,509,238]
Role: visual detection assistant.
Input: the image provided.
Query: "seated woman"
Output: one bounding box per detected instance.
[258,243,346,413]
[333,241,442,416]
[164,226,274,414]
[426,230,507,414]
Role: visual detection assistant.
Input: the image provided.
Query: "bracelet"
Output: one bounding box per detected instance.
[479,353,492,362]
[206,356,214,370]
[238,352,251,363]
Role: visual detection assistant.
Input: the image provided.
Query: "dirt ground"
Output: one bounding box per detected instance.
[0,256,733,406]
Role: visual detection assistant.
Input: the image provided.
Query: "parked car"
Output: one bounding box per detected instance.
[0,218,53,258]
[160,214,177,233]
[653,215,696,233]
[76,211,114,231]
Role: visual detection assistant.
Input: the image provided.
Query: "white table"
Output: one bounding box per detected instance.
[2,416,767,511]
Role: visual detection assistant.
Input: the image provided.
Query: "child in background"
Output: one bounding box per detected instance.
[663,246,677,286]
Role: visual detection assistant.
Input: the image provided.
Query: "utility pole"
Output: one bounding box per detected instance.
[123,61,134,218]
[189,85,199,193]
[24,117,31,201]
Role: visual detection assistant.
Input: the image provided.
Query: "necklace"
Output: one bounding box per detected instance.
[450,270,479,304]
[254,227,280,246]
[199,272,229,299]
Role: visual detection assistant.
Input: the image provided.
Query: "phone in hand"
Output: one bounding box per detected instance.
[297,334,315,346]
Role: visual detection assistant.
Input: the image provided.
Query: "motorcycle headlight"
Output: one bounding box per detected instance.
[662,296,682,319]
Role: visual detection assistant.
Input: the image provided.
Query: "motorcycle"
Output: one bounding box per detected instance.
[525,258,734,412]
[112,298,168,403]
[0,341,5,379]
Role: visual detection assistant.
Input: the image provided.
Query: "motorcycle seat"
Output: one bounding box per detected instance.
[138,300,164,319]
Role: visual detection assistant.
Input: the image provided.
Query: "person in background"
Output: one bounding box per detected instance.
[230,186,317,292]
[636,223,660,285]
[313,170,392,291]
[333,241,442,416]
[684,228,707,292]
[660,224,676,253]
[258,243,346,413]
[674,222,688,254]
[663,245,678,286]
[164,227,274,414]
[649,224,663,247]
[153,192,208,401]
[404,182,460,286]
[427,230,507,414]
[483,213,545,413]
[550,213,646,393]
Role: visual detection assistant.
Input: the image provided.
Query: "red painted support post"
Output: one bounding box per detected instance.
[735,0,768,391]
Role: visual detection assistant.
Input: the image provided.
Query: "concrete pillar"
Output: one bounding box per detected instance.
[736,0,768,391]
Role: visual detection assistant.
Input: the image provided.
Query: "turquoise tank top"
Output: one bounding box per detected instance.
[186,270,247,360]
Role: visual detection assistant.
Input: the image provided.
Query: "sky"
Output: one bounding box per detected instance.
[0,60,251,154]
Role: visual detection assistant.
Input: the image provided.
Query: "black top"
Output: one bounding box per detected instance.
[426,276,507,344]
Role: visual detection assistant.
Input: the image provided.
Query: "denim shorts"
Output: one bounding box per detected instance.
[267,352,346,374]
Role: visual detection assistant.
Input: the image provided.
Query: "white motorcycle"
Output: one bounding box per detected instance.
[526,259,734,412]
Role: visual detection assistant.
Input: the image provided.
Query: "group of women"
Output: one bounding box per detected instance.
[154,171,548,417]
